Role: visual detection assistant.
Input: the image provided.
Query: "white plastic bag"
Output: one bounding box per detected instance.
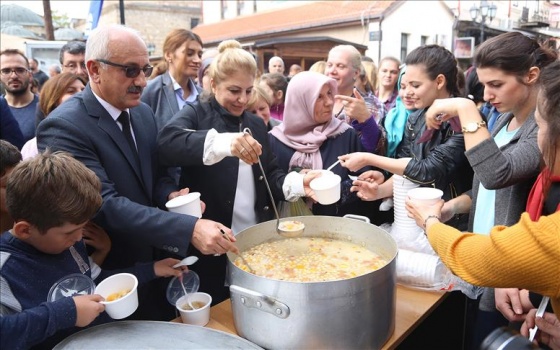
[396,249,483,299]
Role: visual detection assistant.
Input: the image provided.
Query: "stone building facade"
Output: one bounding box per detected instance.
[75,1,202,58]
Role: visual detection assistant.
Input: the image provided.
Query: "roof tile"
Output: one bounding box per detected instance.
[194,1,396,44]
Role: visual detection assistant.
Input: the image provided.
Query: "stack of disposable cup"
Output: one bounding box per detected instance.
[396,249,450,288]
[391,174,424,251]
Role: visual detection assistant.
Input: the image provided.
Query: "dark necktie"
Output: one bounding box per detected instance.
[117,111,140,165]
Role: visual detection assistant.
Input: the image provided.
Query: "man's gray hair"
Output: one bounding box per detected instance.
[269,56,284,65]
[85,24,143,62]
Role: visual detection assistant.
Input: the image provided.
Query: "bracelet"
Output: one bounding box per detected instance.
[423,215,440,229]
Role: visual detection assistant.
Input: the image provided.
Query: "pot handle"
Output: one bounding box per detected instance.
[343,214,371,223]
[229,285,290,319]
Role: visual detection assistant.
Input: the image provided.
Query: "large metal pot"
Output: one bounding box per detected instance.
[226,215,397,349]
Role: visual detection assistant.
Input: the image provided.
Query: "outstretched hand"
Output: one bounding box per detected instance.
[405,197,444,229]
[167,187,206,214]
[339,152,372,172]
[191,220,239,255]
[154,257,184,278]
[349,170,385,201]
[301,169,323,202]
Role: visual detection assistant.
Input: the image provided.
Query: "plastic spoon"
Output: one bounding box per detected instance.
[528,296,550,342]
[178,273,195,310]
[243,128,304,238]
[325,159,341,172]
[173,256,199,268]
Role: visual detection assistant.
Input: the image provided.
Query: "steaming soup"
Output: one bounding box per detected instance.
[233,237,388,282]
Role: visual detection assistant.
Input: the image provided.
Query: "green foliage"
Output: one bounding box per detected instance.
[52,9,70,29]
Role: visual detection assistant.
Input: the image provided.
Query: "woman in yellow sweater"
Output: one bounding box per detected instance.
[406,60,560,348]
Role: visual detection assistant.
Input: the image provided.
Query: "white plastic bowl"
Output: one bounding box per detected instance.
[165,192,202,218]
[95,273,138,319]
[176,292,212,326]
[310,174,341,205]
[406,188,444,204]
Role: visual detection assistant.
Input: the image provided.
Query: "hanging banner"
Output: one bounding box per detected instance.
[85,0,104,38]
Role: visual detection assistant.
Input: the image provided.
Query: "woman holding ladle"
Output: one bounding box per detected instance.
[157,39,318,304]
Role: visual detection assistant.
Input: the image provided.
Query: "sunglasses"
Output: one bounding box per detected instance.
[96,59,153,78]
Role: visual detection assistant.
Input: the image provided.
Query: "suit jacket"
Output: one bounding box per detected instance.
[141,72,201,130]
[36,85,198,268]
[37,85,200,320]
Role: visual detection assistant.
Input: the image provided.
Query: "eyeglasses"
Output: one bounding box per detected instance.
[96,59,153,78]
[63,62,86,70]
[0,67,29,76]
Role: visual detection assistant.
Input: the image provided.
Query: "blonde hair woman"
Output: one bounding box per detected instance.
[246,84,279,130]
[157,39,317,304]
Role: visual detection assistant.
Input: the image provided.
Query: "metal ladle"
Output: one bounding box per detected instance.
[243,128,304,238]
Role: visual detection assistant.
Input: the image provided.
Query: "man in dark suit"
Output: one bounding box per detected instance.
[37,24,237,321]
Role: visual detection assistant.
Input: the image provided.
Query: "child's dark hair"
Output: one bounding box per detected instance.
[405,45,460,96]
[259,73,288,103]
[465,67,485,104]
[6,150,102,233]
[0,140,22,177]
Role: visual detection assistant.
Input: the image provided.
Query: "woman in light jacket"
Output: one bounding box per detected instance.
[142,29,203,130]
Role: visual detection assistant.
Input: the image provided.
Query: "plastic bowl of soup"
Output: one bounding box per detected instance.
[310,173,341,205]
[95,273,138,319]
[176,292,212,326]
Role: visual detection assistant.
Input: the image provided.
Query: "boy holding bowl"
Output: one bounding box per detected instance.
[0,151,182,349]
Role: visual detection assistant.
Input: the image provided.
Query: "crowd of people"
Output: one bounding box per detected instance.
[0,23,558,350]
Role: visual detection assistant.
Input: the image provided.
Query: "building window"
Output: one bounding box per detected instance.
[400,33,409,62]
[237,0,244,15]
[147,43,156,57]
[421,35,428,46]
[191,18,199,29]
[221,0,228,19]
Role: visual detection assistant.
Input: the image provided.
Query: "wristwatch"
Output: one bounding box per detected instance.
[462,120,486,133]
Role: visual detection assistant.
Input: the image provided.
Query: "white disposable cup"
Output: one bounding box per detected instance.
[310,174,341,205]
[396,249,439,287]
[95,273,138,319]
[407,188,444,204]
[176,292,212,326]
[165,192,202,218]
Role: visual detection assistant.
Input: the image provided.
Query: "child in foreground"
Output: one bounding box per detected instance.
[0,151,182,349]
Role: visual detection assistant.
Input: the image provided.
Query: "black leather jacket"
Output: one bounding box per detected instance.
[396,108,473,201]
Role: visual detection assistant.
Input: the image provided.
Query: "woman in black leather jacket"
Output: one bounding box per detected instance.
[339,45,473,225]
